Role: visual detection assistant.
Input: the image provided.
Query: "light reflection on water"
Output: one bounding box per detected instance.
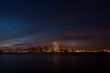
[0,53,109,73]
[52,55,59,73]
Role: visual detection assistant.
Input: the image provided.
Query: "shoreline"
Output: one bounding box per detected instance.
[0,52,109,56]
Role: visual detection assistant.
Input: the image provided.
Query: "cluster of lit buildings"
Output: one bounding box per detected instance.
[0,42,110,53]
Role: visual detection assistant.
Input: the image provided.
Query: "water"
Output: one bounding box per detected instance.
[0,53,109,73]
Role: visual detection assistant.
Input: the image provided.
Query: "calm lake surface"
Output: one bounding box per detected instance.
[0,53,109,73]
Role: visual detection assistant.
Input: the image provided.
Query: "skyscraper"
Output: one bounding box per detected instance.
[53,42,59,52]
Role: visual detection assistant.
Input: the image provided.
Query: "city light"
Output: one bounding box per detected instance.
[0,42,110,53]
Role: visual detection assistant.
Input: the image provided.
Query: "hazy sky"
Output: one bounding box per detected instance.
[0,0,110,48]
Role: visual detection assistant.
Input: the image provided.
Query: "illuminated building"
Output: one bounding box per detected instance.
[52,42,59,52]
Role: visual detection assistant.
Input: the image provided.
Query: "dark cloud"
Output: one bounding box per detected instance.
[0,0,110,48]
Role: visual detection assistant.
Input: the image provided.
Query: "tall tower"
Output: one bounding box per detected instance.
[53,42,59,52]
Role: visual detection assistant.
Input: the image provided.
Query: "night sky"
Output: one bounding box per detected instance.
[0,0,110,48]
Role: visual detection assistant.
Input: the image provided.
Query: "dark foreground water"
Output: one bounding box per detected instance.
[0,53,109,73]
